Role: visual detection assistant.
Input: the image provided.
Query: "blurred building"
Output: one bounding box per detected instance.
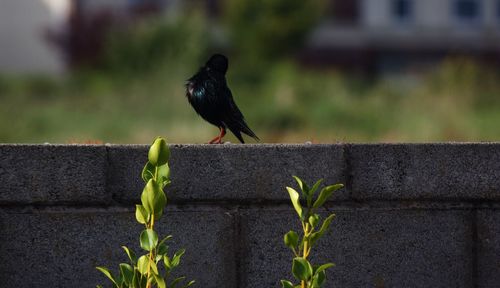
[0,0,70,74]
[306,0,500,73]
[1,0,499,74]
[0,0,178,74]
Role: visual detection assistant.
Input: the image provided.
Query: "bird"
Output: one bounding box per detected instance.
[185,54,259,144]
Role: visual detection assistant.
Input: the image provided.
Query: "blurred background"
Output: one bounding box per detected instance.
[0,0,499,144]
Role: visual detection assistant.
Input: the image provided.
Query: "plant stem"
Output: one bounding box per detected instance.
[146,213,156,288]
[146,165,158,288]
[302,224,309,258]
[301,222,310,288]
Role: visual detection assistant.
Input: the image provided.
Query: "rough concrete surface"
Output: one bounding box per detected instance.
[108,144,347,202]
[0,208,235,288]
[349,143,500,200]
[477,210,500,288]
[239,208,473,288]
[0,144,108,204]
[0,144,499,287]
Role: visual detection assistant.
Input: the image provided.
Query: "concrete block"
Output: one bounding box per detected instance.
[108,144,347,202]
[106,145,146,202]
[239,208,472,287]
[0,208,236,288]
[0,144,108,204]
[349,144,500,200]
[477,210,500,288]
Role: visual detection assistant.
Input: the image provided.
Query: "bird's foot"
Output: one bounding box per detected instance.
[208,137,221,144]
[208,128,226,144]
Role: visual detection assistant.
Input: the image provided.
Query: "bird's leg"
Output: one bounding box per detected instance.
[217,128,226,144]
[208,135,220,144]
[208,127,226,144]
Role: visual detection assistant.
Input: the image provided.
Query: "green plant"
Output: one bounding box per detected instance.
[224,0,326,61]
[97,137,195,288]
[281,176,343,288]
[99,12,210,78]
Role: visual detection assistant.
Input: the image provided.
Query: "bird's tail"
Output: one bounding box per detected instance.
[241,124,260,141]
[227,119,259,144]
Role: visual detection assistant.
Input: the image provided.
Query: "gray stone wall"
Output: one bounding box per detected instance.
[0,143,499,287]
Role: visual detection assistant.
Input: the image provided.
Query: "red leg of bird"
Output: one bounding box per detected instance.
[217,128,226,144]
[208,127,226,144]
[208,135,220,144]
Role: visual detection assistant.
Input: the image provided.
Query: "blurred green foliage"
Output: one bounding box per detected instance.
[223,0,326,85]
[224,0,326,61]
[0,6,499,144]
[98,12,210,77]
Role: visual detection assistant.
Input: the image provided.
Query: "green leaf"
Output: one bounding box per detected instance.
[170,276,186,288]
[281,280,294,288]
[153,189,167,219]
[157,243,168,256]
[163,179,172,188]
[96,267,118,287]
[137,255,149,275]
[183,280,195,288]
[310,214,336,246]
[141,179,156,214]
[313,184,343,209]
[307,179,323,207]
[138,273,148,287]
[148,137,170,166]
[119,263,134,285]
[312,270,326,287]
[149,260,159,275]
[314,263,335,275]
[164,255,172,270]
[286,187,303,219]
[284,230,299,251]
[135,204,149,224]
[141,162,155,183]
[292,257,313,281]
[157,163,171,188]
[116,274,124,287]
[155,253,163,262]
[292,176,309,195]
[171,248,186,268]
[122,246,137,264]
[308,214,320,228]
[140,229,158,251]
[141,179,166,218]
[154,274,166,288]
[158,235,173,247]
[132,270,140,288]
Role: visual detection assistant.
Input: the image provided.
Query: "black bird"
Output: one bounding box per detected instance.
[185,54,259,144]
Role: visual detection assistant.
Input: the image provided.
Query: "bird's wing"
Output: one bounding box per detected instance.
[221,87,260,143]
[187,72,226,125]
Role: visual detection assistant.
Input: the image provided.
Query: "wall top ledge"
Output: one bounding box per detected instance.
[1,142,500,146]
[1,143,499,204]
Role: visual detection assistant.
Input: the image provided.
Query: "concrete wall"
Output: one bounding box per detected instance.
[0,143,499,287]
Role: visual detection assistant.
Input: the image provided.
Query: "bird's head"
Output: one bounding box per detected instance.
[205,54,228,75]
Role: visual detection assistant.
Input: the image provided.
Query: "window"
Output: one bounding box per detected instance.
[497,0,500,20]
[454,0,481,21]
[392,0,413,22]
